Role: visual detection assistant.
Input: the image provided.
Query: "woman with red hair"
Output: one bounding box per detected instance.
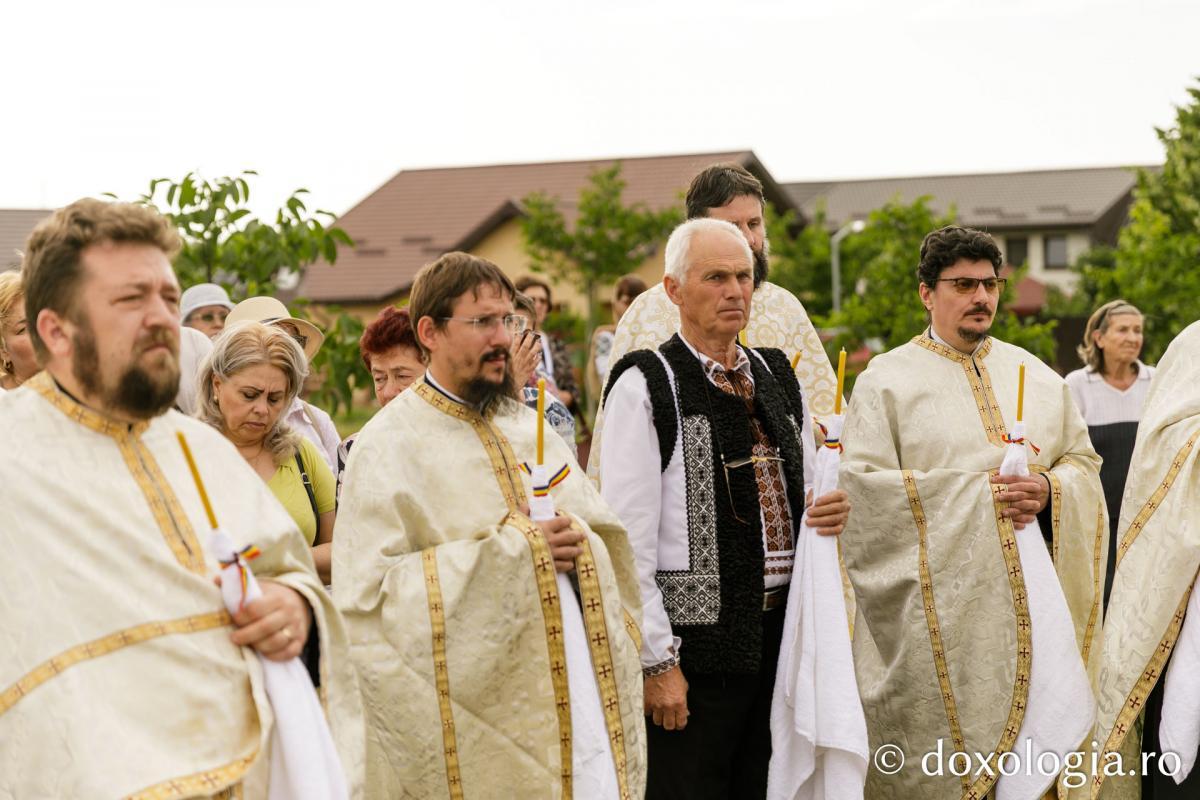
[337,306,426,495]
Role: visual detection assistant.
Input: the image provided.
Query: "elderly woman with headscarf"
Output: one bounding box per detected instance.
[0,270,38,392]
[1065,298,1154,609]
[198,322,337,584]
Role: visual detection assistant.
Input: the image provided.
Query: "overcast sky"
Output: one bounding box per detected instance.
[3,0,1197,217]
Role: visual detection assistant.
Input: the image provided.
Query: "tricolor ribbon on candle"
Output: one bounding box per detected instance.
[220,544,264,612]
[519,462,571,496]
[816,421,844,453]
[1002,432,1041,456]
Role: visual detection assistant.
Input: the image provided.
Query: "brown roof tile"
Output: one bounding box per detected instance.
[298,151,787,303]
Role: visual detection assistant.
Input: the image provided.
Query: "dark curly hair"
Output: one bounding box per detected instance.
[359,306,422,369]
[917,226,1003,287]
[685,163,765,219]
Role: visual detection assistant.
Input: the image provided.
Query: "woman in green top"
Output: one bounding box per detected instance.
[197,322,337,583]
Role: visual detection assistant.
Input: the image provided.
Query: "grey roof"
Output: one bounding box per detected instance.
[0,209,50,271]
[785,166,1156,232]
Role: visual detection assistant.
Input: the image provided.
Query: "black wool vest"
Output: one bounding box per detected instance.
[604,334,808,674]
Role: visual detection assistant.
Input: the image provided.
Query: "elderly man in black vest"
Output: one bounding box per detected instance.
[599,217,850,798]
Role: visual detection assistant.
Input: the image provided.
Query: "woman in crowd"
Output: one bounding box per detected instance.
[198,322,336,584]
[337,306,426,494]
[512,292,576,457]
[586,273,647,413]
[514,275,578,412]
[1065,299,1154,610]
[0,271,38,392]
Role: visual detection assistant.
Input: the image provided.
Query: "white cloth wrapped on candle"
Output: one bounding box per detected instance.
[527,463,620,800]
[994,420,1094,800]
[212,529,350,800]
[1159,577,1200,782]
[767,414,867,800]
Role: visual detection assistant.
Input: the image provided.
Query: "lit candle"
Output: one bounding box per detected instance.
[834,348,847,415]
[1017,363,1026,422]
[791,352,801,371]
[536,378,546,465]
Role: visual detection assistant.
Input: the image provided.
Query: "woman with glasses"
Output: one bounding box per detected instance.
[198,322,337,584]
[515,275,579,413]
[587,274,647,419]
[0,270,38,392]
[180,282,234,339]
[1065,299,1153,610]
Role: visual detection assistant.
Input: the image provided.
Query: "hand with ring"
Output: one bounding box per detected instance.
[226,578,312,662]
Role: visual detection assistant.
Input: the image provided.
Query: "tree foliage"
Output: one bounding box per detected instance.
[295,305,370,418]
[782,197,1058,387]
[520,164,682,338]
[132,171,353,298]
[1045,82,1200,362]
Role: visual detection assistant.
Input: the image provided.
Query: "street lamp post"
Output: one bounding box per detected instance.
[831,219,866,312]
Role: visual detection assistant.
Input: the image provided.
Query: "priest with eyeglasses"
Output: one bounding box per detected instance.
[599,217,850,799]
[839,226,1107,799]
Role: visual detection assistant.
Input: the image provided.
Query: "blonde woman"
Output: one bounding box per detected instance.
[198,322,336,583]
[1065,299,1154,610]
[0,271,38,391]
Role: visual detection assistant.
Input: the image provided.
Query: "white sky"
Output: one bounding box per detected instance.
[2,0,1197,217]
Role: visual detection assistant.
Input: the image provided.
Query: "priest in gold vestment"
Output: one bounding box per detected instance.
[840,227,1106,800]
[588,162,837,481]
[0,199,363,799]
[335,253,646,799]
[1088,321,1200,800]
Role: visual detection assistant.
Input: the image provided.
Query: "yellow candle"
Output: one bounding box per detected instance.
[1017,363,1026,422]
[834,348,847,415]
[536,378,546,465]
[177,432,219,530]
[791,352,801,371]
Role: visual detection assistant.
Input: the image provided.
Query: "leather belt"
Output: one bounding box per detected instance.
[763,587,788,611]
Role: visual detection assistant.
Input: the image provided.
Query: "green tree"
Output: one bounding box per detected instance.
[520,164,682,341]
[131,170,353,298]
[295,305,370,418]
[767,203,832,308]
[1047,81,1200,361]
[818,197,1057,389]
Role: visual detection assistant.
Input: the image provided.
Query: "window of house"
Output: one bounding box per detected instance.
[1043,235,1069,270]
[1005,236,1029,267]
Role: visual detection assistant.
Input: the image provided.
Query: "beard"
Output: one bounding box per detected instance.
[956,303,994,344]
[753,234,771,288]
[462,347,516,417]
[72,317,180,420]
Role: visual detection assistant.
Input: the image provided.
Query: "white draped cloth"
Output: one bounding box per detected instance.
[768,413,867,800]
[995,420,1094,799]
[211,529,349,800]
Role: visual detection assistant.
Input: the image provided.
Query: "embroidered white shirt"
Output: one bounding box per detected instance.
[600,335,816,670]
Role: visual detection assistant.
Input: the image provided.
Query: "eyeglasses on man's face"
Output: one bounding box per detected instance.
[936,277,1007,295]
[440,314,528,335]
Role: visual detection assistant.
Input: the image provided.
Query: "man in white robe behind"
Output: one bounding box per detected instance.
[335,252,647,799]
[0,199,363,799]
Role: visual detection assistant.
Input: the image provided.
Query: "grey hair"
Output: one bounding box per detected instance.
[663,217,753,283]
[1078,299,1143,373]
[196,321,309,465]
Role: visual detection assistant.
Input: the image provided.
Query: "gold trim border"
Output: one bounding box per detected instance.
[902,470,969,794]
[1091,585,1193,798]
[912,336,1005,447]
[1,610,232,716]
[126,755,256,800]
[29,373,206,574]
[506,512,574,798]
[1116,429,1200,569]
[422,548,465,800]
[1081,502,1105,663]
[577,537,633,800]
